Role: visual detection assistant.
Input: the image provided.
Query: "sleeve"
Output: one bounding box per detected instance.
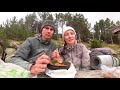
[81,44,91,70]
[9,38,33,70]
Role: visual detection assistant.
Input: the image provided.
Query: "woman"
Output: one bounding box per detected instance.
[52,26,91,71]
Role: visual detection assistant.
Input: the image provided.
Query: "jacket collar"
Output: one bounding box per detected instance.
[65,40,77,50]
[35,34,51,45]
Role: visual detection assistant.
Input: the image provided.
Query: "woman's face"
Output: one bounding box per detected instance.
[64,29,76,46]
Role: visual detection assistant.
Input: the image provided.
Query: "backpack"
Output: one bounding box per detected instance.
[90,48,113,63]
[89,48,114,69]
[90,48,113,58]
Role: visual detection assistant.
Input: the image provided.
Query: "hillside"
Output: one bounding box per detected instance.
[1,40,120,63]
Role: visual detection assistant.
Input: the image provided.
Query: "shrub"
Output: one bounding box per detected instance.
[52,34,61,40]
[90,39,102,49]
[0,28,9,54]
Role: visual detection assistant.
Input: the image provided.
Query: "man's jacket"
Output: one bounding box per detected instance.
[9,36,57,70]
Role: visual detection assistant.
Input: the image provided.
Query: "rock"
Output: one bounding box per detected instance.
[5,54,14,63]
[117,49,120,54]
[8,40,21,49]
[5,48,16,55]
[75,70,103,78]
[5,48,16,63]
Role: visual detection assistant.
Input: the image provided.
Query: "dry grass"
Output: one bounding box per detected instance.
[102,42,120,50]
[102,42,120,59]
[83,42,120,59]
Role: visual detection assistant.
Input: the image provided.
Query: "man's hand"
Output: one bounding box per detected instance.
[30,54,50,75]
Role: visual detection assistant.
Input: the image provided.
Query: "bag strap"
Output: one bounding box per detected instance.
[1,47,7,62]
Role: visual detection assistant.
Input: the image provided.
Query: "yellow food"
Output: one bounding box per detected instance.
[54,63,67,66]
[57,57,63,63]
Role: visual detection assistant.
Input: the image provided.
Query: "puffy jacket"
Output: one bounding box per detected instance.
[9,36,57,70]
[60,43,90,71]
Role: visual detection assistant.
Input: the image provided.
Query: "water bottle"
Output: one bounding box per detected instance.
[100,64,110,71]
[100,64,116,78]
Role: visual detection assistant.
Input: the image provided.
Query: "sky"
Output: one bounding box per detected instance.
[0,12,33,24]
[80,12,120,27]
[0,12,120,32]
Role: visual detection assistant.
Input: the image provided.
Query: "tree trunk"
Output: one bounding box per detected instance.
[111,36,113,44]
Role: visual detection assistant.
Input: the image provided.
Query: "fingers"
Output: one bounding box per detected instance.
[34,64,47,74]
[35,63,47,69]
[55,48,59,53]
[36,58,50,64]
[34,68,46,74]
[52,48,60,59]
[30,55,51,75]
[32,67,46,75]
[39,54,50,60]
[31,63,48,75]
[55,48,58,52]
[52,52,56,57]
[36,54,50,63]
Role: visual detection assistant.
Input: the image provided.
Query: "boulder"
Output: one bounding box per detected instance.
[5,48,16,63]
[8,40,21,49]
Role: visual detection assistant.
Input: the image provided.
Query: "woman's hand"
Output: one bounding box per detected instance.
[52,48,60,60]
[30,54,50,75]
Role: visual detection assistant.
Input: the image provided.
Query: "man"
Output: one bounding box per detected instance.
[9,20,57,77]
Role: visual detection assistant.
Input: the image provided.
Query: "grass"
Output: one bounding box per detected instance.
[83,42,120,60]
[102,42,120,58]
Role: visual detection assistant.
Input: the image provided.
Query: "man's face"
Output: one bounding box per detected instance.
[41,25,54,40]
